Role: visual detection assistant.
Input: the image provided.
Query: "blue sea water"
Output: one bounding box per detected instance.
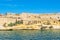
[0,30,60,40]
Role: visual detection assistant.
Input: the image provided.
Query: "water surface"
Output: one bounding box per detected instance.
[0,30,60,40]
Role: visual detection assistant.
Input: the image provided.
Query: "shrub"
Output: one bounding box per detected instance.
[49,26,53,29]
[8,23,15,27]
[8,20,23,27]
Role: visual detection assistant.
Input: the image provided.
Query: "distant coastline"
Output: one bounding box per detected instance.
[0,12,60,30]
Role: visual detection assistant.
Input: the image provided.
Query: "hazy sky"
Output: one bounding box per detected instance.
[0,0,60,14]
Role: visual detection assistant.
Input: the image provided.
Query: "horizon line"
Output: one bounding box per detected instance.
[0,12,60,15]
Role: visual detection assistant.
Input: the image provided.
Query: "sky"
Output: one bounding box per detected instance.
[0,0,60,14]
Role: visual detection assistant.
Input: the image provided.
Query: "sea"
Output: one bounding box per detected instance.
[0,29,60,40]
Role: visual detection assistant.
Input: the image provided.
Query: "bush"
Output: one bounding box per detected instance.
[49,26,53,29]
[8,23,15,27]
[8,20,23,27]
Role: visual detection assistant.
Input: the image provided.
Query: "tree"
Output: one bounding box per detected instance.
[15,20,23,24]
